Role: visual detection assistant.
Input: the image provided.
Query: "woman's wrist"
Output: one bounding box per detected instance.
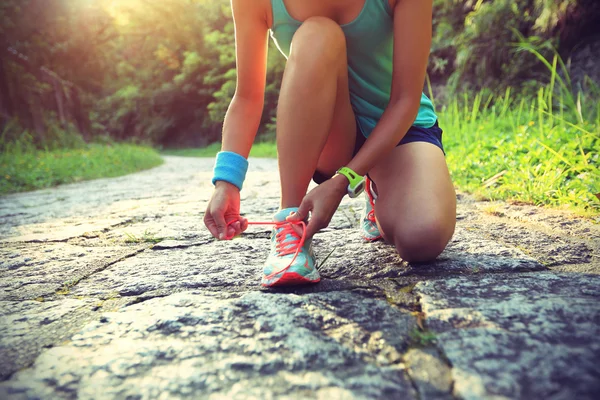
[330,173,351,196]
[212,151,249,191]
[215,180,239,190]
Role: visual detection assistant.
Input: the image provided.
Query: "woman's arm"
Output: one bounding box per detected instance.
[221,0,270,157]
[204,0,269,241]
[345,0,433,176]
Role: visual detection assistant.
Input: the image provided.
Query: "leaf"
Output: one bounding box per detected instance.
[416,312,425,331]
[320,248,335,268]
[482,170,508,188]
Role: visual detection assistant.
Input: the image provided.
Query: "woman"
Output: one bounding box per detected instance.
[204,0,456,287]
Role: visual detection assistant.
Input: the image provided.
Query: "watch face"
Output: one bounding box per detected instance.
[348,180,365,198]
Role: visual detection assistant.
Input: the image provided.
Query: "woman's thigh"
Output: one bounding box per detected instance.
[313,62,357,177]
[369,142,456,262]
[289,18,357,177]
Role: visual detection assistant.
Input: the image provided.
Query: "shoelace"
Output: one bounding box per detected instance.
[366,196,377,223]
[365,178,377,224]
[226,219,307,279]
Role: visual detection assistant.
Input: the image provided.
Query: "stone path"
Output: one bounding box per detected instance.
[1,156,599,399]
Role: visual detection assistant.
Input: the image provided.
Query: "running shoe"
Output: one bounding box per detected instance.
[360,177,382,241]
[261,207,320,287]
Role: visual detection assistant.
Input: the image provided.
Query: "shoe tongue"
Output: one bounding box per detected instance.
[273,207,299,223]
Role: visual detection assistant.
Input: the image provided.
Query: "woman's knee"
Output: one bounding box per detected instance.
[382,218,455,263]
[289,17,346,65]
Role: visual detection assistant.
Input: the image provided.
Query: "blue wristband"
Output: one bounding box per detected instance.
[212,151,249,191]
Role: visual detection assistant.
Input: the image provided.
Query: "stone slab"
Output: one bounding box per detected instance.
[471,220,595,266]
[1,291,417,399]
[68,218,545,299]
[0,217,130,243]
[0,243,143,301]
[317,226,543,281]
[0,157,272,239]
[0,297,103,379]
[415,272,600,400]
[403,348,453,400]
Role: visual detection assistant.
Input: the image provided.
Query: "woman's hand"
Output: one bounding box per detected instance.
[287,174,349,239]
[204,181,248,240]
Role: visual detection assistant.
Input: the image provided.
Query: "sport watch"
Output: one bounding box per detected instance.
[336,166,365,198]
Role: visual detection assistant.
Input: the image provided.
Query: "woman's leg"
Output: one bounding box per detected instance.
[369,142,456,262]
[276,17,356,209]
[264,17,356,287]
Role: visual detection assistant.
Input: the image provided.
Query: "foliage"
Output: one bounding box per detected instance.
[430,0,578,94]
[0,118,86,152]
[0,143,163,194]
[2,0,595,148]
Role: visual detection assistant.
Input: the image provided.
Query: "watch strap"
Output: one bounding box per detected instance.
[336,166,365,197]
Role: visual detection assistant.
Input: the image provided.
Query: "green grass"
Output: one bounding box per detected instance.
[439,86,599,215]
[0,143,164,194]
[124,229,163,244]
[162,141,277,158]
[409,327,437,347]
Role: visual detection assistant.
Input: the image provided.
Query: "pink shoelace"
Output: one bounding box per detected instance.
[365,177,377,224]
[226,219,307,279]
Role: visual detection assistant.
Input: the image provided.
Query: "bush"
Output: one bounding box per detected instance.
[430,0,578,95]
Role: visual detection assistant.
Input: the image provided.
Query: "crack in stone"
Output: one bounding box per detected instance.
[15,238,71,244]
[403,361,424,400]
[150,239,212,250]
[402,289,458,400]
[0,212,28,218]
[125,293,170,306]
[54,246,149,296]
[2,218,140,244]
[396,264,547,280]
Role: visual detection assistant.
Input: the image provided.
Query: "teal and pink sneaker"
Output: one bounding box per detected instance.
[361,177,382,241]
[261,207,320,287]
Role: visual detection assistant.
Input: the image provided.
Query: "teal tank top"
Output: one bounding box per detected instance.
[269,0,437,137]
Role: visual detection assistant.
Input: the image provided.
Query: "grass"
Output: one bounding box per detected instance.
[0,143,164,195]
[124,229,162,244]
[439,45,599,215]
[409,327,437,347]
[439,86,599,215]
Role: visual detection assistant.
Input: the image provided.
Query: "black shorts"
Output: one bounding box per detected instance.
[313,119,444,184]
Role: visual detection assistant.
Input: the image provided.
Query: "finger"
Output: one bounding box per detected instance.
[288,199,311,222]
[291,223,303,237]
[304,215,322,240]
[230,221,242,237]
[204,213,220,239]
[239,216,249,232]
[226,225,236,240]
[214,213,228,240]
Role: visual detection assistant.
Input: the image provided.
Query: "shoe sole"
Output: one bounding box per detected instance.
[261,270,320,287]
[361,233,382,242]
